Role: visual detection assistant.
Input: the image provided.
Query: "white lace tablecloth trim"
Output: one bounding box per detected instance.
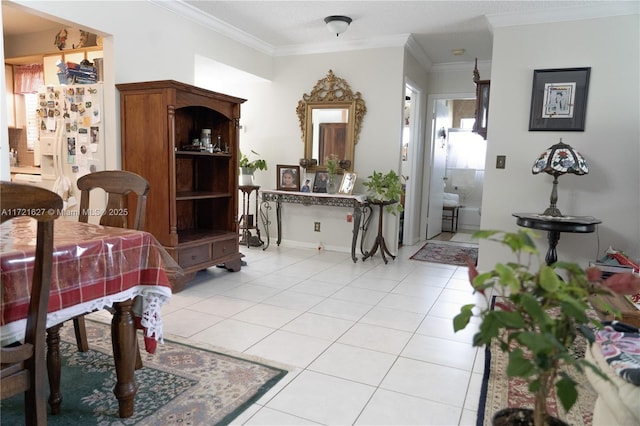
[0,285,172,347]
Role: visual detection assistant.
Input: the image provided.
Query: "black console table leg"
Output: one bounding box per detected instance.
[276,201,282,246]
[351,206,362,262]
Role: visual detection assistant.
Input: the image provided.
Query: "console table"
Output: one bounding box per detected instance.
[513,213,601,265]
[260,190,368,262]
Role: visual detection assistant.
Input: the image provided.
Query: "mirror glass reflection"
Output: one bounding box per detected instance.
[311,108,349,166]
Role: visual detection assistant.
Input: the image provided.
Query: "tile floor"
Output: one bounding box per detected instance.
[94,233,488,425]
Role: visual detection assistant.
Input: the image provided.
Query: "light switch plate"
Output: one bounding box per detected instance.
[496,155,506,169]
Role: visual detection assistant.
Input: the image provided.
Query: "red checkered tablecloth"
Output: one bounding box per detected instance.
[0,218,173,351]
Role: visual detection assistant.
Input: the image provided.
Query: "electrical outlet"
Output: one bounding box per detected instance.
[314,222,321,232]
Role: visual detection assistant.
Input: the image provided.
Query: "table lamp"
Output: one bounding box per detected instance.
[532,138,588,217]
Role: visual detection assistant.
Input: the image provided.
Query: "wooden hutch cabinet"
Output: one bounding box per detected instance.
[117,80,246,292]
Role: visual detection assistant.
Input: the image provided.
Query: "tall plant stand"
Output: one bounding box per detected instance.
[362,200,397,264]
[239,185,263,247]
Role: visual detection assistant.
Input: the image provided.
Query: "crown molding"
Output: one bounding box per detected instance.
[430,60,491,75]
[273,33,410,57]
[149,0,276,55]
[404,35,433,71]
[487,1,639,31]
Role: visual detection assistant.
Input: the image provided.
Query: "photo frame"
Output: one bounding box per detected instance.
[529,67,591,131]
[338,172,357,195]
[276,165,300,191]
[312,172,329,193]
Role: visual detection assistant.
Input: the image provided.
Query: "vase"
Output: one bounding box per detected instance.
[327,174,337,194]
[239,167,255,186]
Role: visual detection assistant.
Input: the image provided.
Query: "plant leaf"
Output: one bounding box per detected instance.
[556,375,578,411]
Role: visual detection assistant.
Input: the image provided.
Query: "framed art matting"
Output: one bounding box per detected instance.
[276,165,300,191]
[528,67,590,131]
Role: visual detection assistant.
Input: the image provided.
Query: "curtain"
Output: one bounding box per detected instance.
[14,64,44,93]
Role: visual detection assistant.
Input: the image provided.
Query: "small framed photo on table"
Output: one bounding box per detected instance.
[529,67,591,131]
[277,165,300,191]
[338,172,356,195]
[313,172,329,193]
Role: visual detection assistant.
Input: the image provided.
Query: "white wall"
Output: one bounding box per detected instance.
[223,49,406,251]
[480,14,640,269]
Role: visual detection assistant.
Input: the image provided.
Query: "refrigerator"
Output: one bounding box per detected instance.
[34,83,105,214]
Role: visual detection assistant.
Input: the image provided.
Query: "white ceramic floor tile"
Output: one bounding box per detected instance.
[402,334,477,371]
[309,343,397,386]
[355,388,462,425]
[187,295,256,317]
[381,357,471,407]
[289,279,346,297]
[220,283,284,302]
[244,329,332,368]
[231,303,302,329]
[377,292,435,314]
[242,406,322,425]
[265,370,376,425]
[309,297,373,321]
[262,290,325,311]
[281,312,355,341]
[190,318,275,352]
[460,408,479,426]
[358,306,424,333]
[415,315,478,344]
[338,322,412,355]
[161,308,225,338]
[161,244,483,426]
[330,285,387,305]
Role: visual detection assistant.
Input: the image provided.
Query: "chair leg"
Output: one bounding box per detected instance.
[73,316,90,352]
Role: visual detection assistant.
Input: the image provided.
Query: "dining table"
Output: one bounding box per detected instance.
[0,217,176,418]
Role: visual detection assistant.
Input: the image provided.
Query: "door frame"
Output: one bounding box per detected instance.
[420,92,476,240]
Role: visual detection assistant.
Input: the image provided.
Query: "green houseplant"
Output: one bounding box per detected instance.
[362,169,404,215]
[239,150,267,185]
[325,155,339,194]
[453,229,617,426]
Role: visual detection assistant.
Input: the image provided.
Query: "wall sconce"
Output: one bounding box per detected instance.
[532,138,588,217]
[324,15,352,37]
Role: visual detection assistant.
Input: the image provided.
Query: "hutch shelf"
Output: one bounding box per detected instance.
[117,80,246,292]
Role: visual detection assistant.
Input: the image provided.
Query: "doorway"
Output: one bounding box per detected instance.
[421,94,486,241]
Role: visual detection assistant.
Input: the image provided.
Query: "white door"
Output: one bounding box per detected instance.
[425,99,449,239]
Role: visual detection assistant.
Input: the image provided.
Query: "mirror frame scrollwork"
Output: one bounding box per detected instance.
[296,70,366,172]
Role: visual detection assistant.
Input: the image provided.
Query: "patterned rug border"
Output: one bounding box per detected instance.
[409,241,478,266]
[1,319,288,425]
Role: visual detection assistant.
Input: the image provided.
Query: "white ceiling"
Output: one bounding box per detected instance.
[3,1,638,66]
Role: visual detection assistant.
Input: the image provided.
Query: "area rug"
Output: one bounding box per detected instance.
[477,299,597,426]
[409,242,478,266]
[1,321,287,425]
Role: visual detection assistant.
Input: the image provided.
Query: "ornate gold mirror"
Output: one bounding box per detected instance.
[296,70,366,172]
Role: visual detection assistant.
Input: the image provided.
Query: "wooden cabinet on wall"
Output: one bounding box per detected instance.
[117,80,246,292]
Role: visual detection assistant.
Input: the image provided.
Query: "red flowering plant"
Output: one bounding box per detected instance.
[454,229,640,426]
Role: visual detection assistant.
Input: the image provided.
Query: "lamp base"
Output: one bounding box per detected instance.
[542,206,563,217]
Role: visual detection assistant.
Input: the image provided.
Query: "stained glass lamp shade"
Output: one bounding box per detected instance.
[532,138,588,217]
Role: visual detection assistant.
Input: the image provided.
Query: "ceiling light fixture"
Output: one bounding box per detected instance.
[452,48,465,56]
[324,15,352,37]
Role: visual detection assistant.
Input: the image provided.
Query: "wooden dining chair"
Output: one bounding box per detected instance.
[1,181,62,425]
[71,170,150,351]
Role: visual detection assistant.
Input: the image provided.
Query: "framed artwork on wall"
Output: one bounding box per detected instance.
[276,165,300,191]
[529,67,591,131]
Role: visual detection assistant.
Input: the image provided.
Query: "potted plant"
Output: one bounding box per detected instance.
[239,150,267,185]
[362,169,404,215]
[325,155,339,194]
[453,229,629,426]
